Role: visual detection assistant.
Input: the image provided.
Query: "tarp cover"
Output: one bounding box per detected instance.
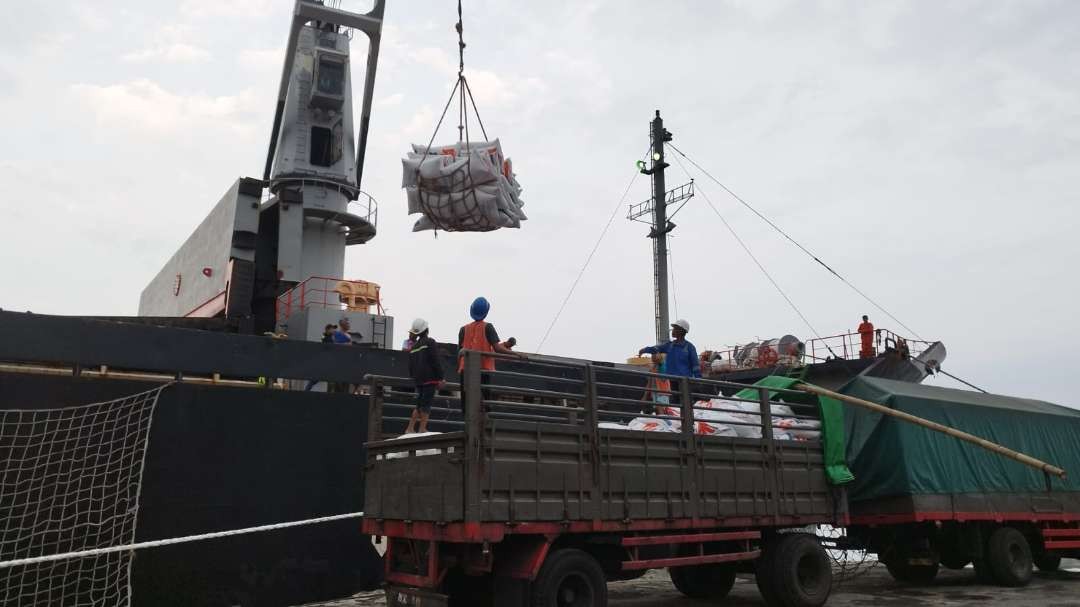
[735,376,853,485]
[841,376,1080,502]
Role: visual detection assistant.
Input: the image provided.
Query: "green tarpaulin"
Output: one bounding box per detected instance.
[735,376,854,485]
[841,376,1080,502]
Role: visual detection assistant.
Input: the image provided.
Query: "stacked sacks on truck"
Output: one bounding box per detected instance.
[617,398,820,440]
[402,139,526,232]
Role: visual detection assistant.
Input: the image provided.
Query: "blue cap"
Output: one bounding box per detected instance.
[470,297,490,321]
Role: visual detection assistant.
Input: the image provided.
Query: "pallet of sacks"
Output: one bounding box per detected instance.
[402,139,526,232]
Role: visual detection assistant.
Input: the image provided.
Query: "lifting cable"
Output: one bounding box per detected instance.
[668,151,839,358]
[666,143,924,342]
[536,148,652,353]
[415,0,490,234]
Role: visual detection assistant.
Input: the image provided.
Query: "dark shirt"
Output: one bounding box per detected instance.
[408,336,445,385]
[458,323,499,348]
[321,333,334,344]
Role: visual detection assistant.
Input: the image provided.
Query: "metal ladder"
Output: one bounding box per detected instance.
[370,316,388,348]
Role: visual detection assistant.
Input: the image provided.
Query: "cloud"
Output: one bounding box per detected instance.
[69,79,259,134]
[179,0,277,18]
[122,42,212,64]
[376,92,405,108]
[238,47,283,72]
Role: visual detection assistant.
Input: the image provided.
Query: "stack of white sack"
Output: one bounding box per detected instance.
[644,399,820,441]
[402,139,526,232]
[381,431,449,460]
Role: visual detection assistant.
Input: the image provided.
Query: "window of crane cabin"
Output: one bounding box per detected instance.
[310,121,342,167]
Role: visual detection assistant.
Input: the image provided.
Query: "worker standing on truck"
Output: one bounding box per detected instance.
[457,297,522,370]
[858,314,875,358]
[639,319,701,388]
[405,318,444,434]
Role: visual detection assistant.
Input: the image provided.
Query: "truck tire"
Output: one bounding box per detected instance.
[884,559,939,584]
[1034,553,1061,572]
[985,527,1033,587]
[668,562,736,599]
[530,549,607,607]
[758,534,832,607]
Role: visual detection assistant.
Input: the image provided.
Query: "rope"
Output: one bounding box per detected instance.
[669,151,838,357]
[536,150,651,352]
[666,143,925,341]
[0,512,365,570]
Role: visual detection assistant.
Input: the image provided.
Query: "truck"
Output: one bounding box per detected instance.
[362,350,849,607]
[835,377,1080,588]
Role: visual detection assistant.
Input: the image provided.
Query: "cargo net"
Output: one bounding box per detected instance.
[0,386,164,607]
[819,525,878,586]
[403,139,526,232]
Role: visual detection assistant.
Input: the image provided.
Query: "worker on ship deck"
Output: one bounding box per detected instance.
[639,319,701,391]
[858,315,875,359]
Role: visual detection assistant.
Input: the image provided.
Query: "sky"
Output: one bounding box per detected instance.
[0,1,1077,405]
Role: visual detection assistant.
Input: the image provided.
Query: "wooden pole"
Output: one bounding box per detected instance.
[796,382,1067,479]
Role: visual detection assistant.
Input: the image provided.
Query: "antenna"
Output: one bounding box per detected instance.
[627,111,693,344]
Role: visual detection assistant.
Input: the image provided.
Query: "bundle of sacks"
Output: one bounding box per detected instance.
[610,398,820,441]
[402,139,526,232]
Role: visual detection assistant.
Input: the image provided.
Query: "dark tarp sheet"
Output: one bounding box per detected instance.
[841,376,1080,502]
[735,376,854,485]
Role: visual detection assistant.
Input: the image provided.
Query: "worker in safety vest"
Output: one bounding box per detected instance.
[457,297,524,374]
[858,315,875,359]
[639,319,701,382]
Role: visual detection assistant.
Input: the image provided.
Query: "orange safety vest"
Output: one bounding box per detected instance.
[458,320,497,373]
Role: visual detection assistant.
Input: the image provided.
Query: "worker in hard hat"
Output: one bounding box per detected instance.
[638,319,701,381]
[641,353,671,414]
[858,315,875,359]
[405,318,444,434]
[457,297,524,373]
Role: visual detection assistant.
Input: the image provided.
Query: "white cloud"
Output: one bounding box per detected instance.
[179,0,277,18]
[238,47,283,72]
[376,92,405,108]
[69,79,259,134]
[122,42,212,64]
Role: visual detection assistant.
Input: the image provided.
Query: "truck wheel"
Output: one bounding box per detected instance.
[758,534,832,607]
[1034,553,1061,572]
[530,549,607,607]
[884,559,939,584]
[985,527,1033,587]
[668,562,736,599]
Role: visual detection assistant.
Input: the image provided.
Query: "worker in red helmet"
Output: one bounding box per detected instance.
[858,315,875,359]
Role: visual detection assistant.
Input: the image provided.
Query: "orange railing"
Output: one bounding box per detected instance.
[275,276,384,327]
[701,329,933,375]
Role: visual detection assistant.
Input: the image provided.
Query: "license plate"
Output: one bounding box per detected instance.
[386,585,449,607]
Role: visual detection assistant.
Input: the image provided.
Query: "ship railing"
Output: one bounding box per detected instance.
[275,276,384,328]
[703,328,934,373]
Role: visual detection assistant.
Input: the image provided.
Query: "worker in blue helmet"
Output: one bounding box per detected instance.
[458,297,523,373]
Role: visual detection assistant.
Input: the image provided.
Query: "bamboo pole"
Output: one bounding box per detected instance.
[796,382,1067,479]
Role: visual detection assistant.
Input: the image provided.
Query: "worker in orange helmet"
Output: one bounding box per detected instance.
[858,315,875,359]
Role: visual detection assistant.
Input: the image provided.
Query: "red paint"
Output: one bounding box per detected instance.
[621,530,760,547]
[622,549,761,571]
[850,511,1080,526]
[499,537,552,580]
[202,267,213,277]
[1045,540,1080,550]
[1042,527,1080,538]
[364,514,840,544]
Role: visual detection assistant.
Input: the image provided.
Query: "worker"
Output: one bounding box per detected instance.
[457,297,523,373]
[639,319,701,384]
[500,337,518,351]
[858,315,875,359]
[333,317,355,344]
[641,353,671,414]
[405,318,444,434]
